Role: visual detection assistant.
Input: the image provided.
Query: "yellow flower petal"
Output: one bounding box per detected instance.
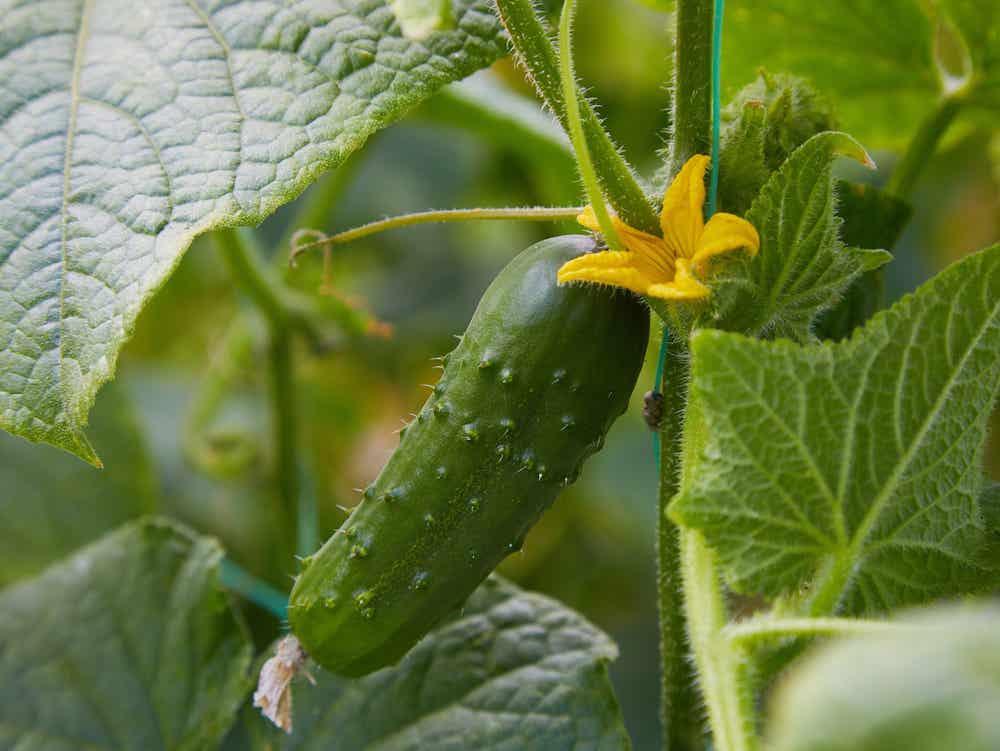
[578,207,675,277]
[692,212,761,268]
[660,155,710,260]
[557,251,656,297]
[646,258,710,300]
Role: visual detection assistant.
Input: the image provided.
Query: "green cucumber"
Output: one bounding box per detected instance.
[289,234,649,676]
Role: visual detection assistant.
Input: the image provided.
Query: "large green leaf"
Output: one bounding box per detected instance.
[671,243,1000,613]
[252,577,630,750]
[723,0,999,147]
[0,517,253,750]
[0,384,156,586]
[711,132,887,343]
[0,0,507,463]
[768,604,1000,751]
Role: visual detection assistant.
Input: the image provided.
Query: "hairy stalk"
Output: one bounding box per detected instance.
[558,0,623,250]
[657,2,722,750]
[679,391,757,751]
[656,337,702,751]
[683,531,756,751]
[493,0,659,234]
[884,95,962,199]
[670,0,713,171]
[725,617,911,650]
[289,206,582,261]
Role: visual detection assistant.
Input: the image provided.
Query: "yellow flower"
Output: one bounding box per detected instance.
[557,155,760,300]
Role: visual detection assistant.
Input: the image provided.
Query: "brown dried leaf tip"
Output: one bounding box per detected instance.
[254,635,312,733]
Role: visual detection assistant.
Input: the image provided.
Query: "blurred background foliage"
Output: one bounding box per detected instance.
[1,1,997,748]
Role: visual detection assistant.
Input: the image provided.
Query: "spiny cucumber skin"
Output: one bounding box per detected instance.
[289,235,649,676]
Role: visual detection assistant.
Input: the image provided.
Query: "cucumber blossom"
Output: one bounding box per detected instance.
[289,235,649,676]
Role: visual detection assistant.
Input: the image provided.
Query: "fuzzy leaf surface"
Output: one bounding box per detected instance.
[0,0,506,462]
[255,577,630,750]
[0,517,253,750]
[712,132,881,342]
[672,243,1000,613]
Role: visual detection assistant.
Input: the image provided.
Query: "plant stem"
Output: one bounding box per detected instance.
[268,321,300,557]
[493,0,659,234]
[677,388,757,751]
[884,95,962,199]
[670,0,714,171]
[558,0,624,250]
[725,617,909,650]
[289,206,582,261]
[682,529,756,751]
[216,229,304,562]
[657,2,718,750]
[220,557,289,619]
[656,336,703,751]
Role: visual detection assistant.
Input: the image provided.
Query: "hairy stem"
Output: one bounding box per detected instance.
[682,530,756,751]
[656,336,702,751]
[725,617,910,650]
[657,2,718,750]
[670,0,714,171]
[289,206,582,261]
[678,387,757,751]
[884,95,962,199]
[558,0,623,250]
[493,0,659,234]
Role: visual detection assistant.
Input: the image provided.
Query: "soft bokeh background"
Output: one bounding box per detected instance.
[1,1,996,748]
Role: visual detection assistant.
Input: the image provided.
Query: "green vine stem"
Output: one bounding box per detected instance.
[884,95,962,199]
[493,0,660,234]
[289,206,582,261]
[670,0,714,171]
[558,0,624,250]
[683,531,756,751]
[657,1,721,750]
[679,392,758,751]
[656,336,702,751]
[216,228,303,562]
[268,320,301,558]
[219,557,289,619]
[724,617,912,650]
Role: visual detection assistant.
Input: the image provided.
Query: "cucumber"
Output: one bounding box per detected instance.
[289,235,649,676]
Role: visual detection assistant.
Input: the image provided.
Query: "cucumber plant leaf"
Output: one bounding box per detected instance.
[672,242,1000,613]
[723,0,999,147]
[254,577,630,750]
[711,132,886,343]
[0,517,253,750]
[0,384,156,587]
[0,0,507,464]
[768,604,1000,751]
